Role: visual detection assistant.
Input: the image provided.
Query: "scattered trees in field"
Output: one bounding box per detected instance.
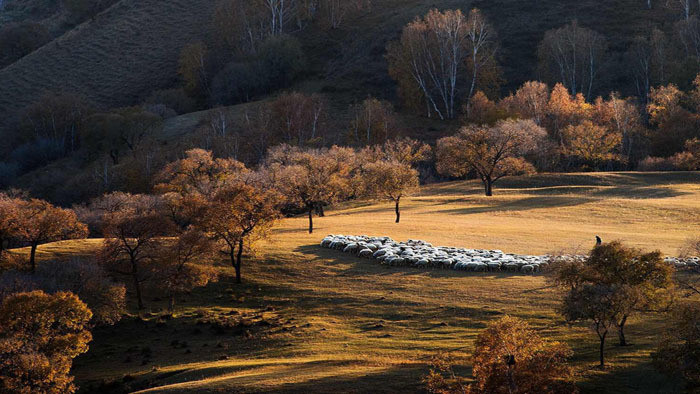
[12,199,88,273]
[0,290,92,394]
[387,8,500,119]
[266,145,356,233]
[424,316,577,394]
[199,179,280,283]
[97,194,175,310]
[436,119,544,196]
[154,229,216,312]
[550,241,674,367]
[360,160,418,223]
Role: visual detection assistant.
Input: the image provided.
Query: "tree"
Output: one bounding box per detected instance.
[179,41,210,100]
[561,283,619,368]
[538,21,608,100]
[318,0,370,29]
[198,178,280,283]
[561,120,622,169]
[83,107,163,165]
[361,160,419,223]
[508,81,550,126]
[387,8,499,119]
[654,302,700,388]
[19,92,94,155]
[154,229,216,312]
[269,92,327,146]
[552,242,674,366]
[98,194,175,310]
[436,119,544,196]
[348,97,401,146]
[0,290,92,394]
[268,146,356,233]
[471,316,577,394]
[424,316,577,394]
[14,199,88,273]
[0,193,21,254]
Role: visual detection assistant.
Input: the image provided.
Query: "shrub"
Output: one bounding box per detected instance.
[257,35,307,91]
[638,156,675,171]
[0,258,125,326]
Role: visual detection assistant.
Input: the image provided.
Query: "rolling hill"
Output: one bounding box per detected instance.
[10,172,699,393]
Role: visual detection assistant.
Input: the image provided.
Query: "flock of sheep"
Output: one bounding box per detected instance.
[320,234,700,274]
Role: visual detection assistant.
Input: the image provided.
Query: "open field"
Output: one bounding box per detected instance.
[10,172,700,393]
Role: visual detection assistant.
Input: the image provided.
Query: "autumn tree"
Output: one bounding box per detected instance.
[506,81,550,126]
[97,194,175,310]
[361,160,419,223]
[560,283,619,368]
[424,316,577,394]
[198,176,280,283]
[269,92,328,146]
[267,145,356,233]
[627,29,669,104]
[387,8,499,119]
[538,21,607,100]
[154,229,216,312]
[552,242,674,366]
[0,193,20,254]
[348,97,401,146]
[14,199,88,273]
[436,119,544,196]
[0,290,92,394]
[647,83,700,157]
[561,120,622,169]
[654,302,700,388]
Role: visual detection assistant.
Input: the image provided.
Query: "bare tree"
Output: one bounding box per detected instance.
[387,9,498,120]
[538,21,608,100]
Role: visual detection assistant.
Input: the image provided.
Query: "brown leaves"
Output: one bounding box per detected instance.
[0,290,92,394]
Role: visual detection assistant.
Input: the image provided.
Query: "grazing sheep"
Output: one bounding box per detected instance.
[319,234,693,277]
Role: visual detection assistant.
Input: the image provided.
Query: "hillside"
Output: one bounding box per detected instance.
[9,172,699,393]
[0,0,216,131]
[0,0,679,136]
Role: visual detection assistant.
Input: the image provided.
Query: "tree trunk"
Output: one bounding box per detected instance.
[133,272,144,310]
[395,198,401,223]
[168,292,175,314]
[483,178,493,196]
[618,315,628,346]
[235,238,244,284]
[0,237,5,254]
[317,204,325,217]
[29,243,38,273]
[308,208,314,234]
[599,332,607,368]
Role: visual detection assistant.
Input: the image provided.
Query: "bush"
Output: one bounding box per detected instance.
[638,156,675,171]
[0,258,125,325]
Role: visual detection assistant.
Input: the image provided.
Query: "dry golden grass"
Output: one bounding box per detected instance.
[10,172,698,393]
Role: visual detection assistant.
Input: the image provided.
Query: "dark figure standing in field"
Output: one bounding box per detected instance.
[596,236,602,246]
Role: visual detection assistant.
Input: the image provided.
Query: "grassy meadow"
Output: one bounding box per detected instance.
[11,171,700,393]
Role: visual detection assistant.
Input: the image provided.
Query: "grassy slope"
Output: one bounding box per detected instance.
[0,0,216,130]
[0,0,676,134]
[11,172,699,393]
